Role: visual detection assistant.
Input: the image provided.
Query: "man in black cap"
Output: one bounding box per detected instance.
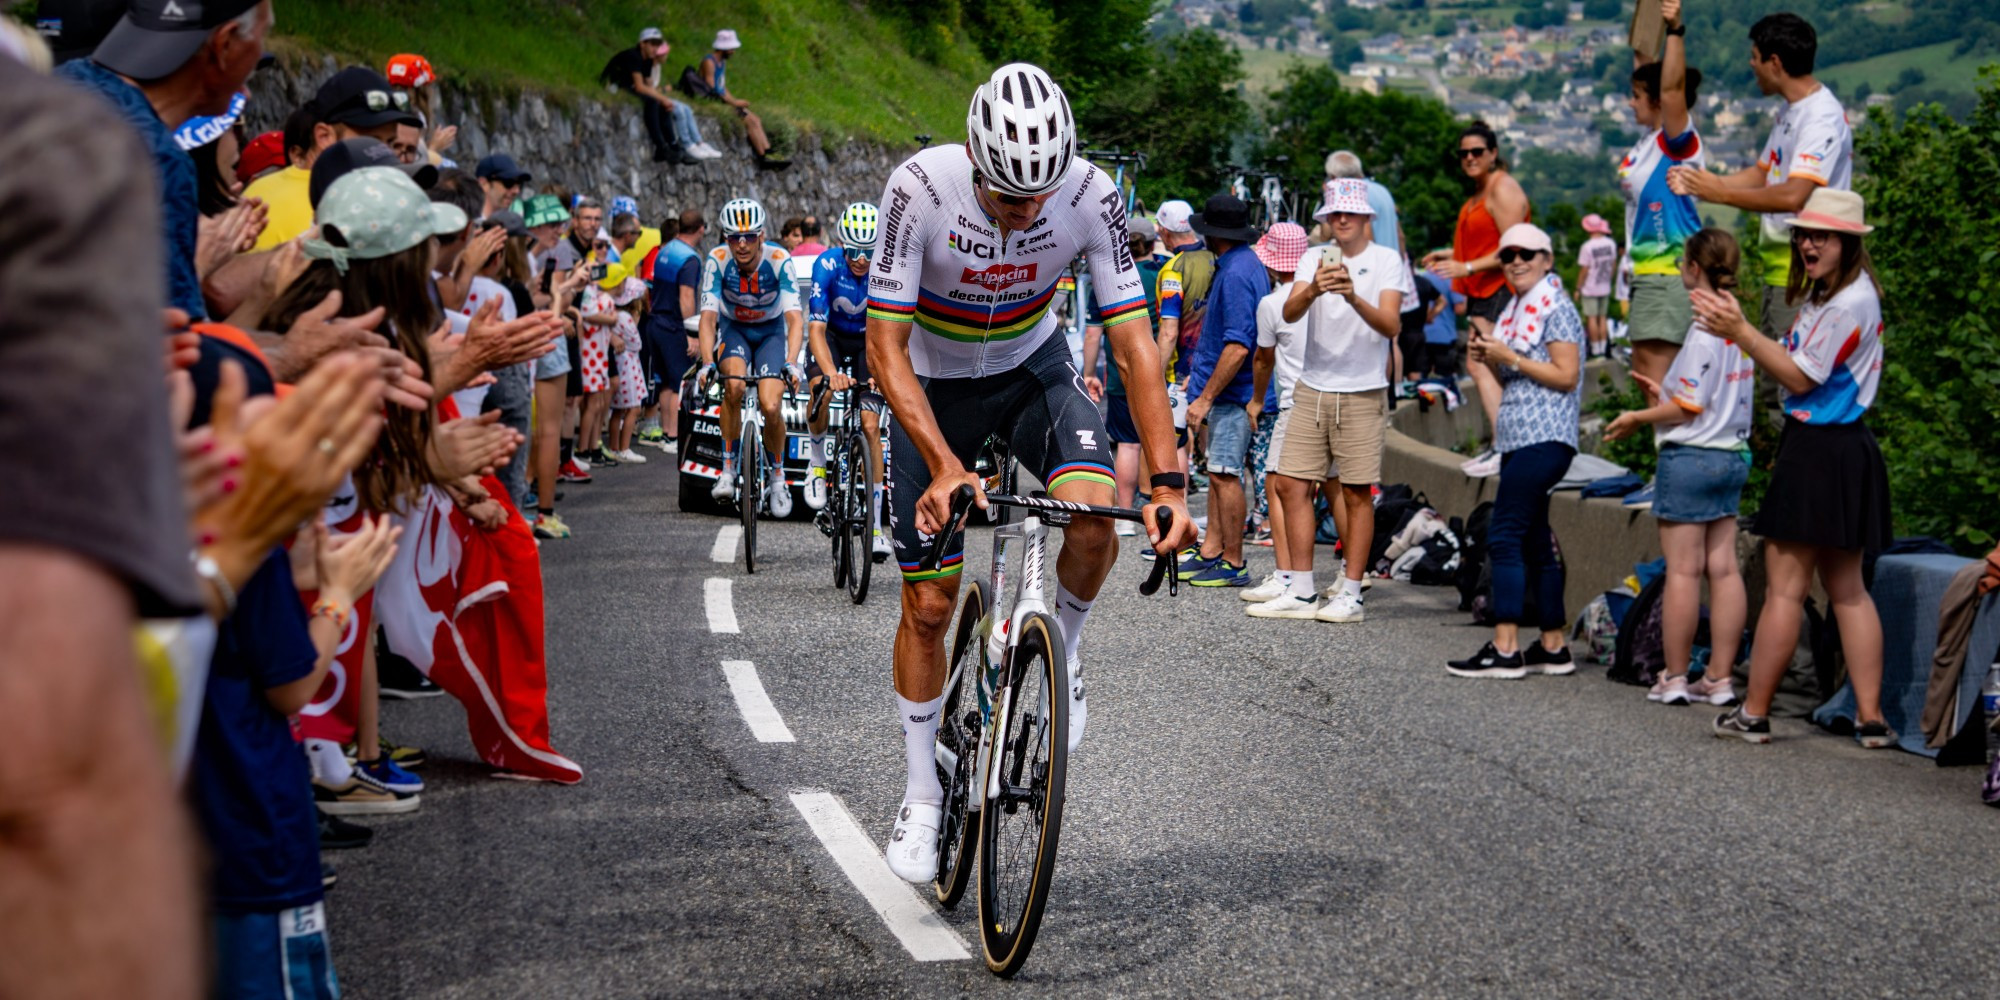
[55,0,272,319]
[308,136,438,208]
[1174,192,1269,589]
[241,65,424,250]
[475,153,531,220]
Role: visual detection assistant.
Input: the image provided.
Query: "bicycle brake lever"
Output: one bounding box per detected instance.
[1138,506,1177,597]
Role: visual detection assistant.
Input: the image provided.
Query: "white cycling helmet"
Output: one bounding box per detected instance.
[965,62,1075,198]
[837,202,879,250]
[718,197,767,236]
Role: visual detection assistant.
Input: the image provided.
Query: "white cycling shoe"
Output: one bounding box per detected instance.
[766,469,793,519]
[871,530,893,561]
[710,466,737,502]
[803,466,828,510]
[885,798,944,883]
[1066,659,1087,755]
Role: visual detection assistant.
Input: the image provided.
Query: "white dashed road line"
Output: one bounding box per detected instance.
[710,524,741,563]
[789,791,972,962]
[721,661,795,742]
[704,578,739,634]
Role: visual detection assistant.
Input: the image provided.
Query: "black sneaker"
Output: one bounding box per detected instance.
[1523,641,1575,676]
[378,650,442,700]
[1446,642,1527,679]
[1855,719,1898,749]
[319,810,374,851]
[1713,707,1772,744]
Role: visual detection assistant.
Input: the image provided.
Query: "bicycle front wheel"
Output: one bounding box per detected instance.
[933,580,986,909]
[830,433,849,590]
[977,611,1067,977]
[843,428,874,604]
[739,414,760,574]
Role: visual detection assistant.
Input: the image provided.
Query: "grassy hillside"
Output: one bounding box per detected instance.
[1819,41,1996,96]
[266,0,989,145]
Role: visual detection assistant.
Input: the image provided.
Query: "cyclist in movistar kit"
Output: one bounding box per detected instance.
[804,202,894,559]
[696,197,805,517]
[868,63,1198,883]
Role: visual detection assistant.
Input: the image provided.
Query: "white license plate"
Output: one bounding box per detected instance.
[787,435,811,460]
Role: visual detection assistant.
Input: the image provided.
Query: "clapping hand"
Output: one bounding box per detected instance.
[428,409,523,481]
[314,514,403,605]
[1688,288,1750,341]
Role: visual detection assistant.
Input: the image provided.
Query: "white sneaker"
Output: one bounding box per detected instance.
[614,448,646,464]
[572,453,591,471]
[1461,449,1501,478]
[872,530,893,560]
[662,439,679,455]
[1247,593,1320,619]
[885,799,943,883]
[693,142,725,161]
[1067,660,1087,755]
[1241,572,1285,603]
[1648,674,1691,705]
[1332,562,1375,592]
[1115,520,1137,537]
[767,469,793,519]
[1315,591,1365,623]
[803,466,828,510]
[710,467,736,502]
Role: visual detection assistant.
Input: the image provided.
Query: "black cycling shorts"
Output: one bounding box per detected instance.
[890,334,1114,582]
[805,333,871,387]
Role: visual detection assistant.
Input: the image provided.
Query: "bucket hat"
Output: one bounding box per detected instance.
[1253,222,1309,273]
[304,167,469,274]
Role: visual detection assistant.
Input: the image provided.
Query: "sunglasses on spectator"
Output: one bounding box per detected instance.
[1497,248,1545,264]
[360,90,412,112]
[1458,146,1491,159]
[724,233,763,244]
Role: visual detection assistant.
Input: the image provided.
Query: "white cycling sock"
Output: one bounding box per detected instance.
[899,694,945,804]
[1286,570,1315,600]
[1054,581,1092,667]
[871,485,885,530]
[810,436,827,466]
[305,738,353,784]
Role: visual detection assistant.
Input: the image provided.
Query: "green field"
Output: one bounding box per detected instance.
[1816,40,1996,95]
[263,0,989,144]
[1236,42,1326,99]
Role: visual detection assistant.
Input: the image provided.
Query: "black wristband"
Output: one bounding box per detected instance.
[1150,473,1187,490]
[1665,23,1685,36]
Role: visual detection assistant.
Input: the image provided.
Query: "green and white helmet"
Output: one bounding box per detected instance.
[837,202,879,250]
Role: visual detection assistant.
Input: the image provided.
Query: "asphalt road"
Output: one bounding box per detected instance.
[334,455,2000,998]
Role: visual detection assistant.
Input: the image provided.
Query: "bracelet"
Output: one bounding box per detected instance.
[1665,23,1686,37]
[192,552,237,616]
[1149,472,1187,490]
[310,598,352,633]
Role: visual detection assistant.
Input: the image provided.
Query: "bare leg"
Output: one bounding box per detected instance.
[1467,316,1501,432]
[1821,546,1887,724]
[1704,517,1747,683]
[1203,472,1246,564]
[1659,520,1707,678]
[1113,441,1141,509]
[744,110,770,156]
[1630,341,1680,393]
[356,625,380,763]
[716,356,747,448]
[1267,470,1291,571]
[1494,621,1519,656]
[1328,477,1352,568]
[1743,540,1818,718]
[757,377,787,459]
[893,576,958,702]
[1339,482,1374,582]
[533,377,564,511]
[1274,474,1316,573]
[1052,478,1117,601]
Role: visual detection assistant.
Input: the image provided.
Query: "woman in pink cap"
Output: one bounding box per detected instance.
[1574,213,1618,357]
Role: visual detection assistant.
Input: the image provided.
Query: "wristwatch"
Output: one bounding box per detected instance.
[192,552,237,616]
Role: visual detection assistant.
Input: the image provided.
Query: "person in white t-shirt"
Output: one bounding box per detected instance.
[1668,12,1850,349]
[1604,228,1752,709]
[1574,215,1618,358]
[1242,223,1311,612]
[1266,180,1404,624]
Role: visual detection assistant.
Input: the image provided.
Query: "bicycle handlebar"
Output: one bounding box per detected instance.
[916,486,1178,596]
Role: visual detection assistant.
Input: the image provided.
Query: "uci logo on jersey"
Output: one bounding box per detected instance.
[948,229,996,260]
[961,262,1038,291]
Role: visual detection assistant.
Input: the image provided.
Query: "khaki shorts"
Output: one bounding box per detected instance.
[1275,385,1385,485]
[1269,406,1338,481]
[1628,273,1693,345]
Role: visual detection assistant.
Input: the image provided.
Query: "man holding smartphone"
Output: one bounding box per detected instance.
[1270,179,1405,623]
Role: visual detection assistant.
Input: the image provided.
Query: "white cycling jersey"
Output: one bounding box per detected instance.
[865,144,1149,379]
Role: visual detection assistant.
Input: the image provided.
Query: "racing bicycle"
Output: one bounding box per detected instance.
[709,371,791,574]
[918,485,1175,977]
[812,373,886,603]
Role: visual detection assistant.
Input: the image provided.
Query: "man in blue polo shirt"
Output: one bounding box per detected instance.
[58,0,272,320]
[1178,193,1269,588]
[638,207,708,450]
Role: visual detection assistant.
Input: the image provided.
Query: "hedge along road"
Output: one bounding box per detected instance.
[328,453,2000,998]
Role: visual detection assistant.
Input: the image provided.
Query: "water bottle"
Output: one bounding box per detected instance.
[1983,661,2000,765]
[979,618,1009,721]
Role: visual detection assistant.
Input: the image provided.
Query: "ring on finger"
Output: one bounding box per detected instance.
[318,437,336,454]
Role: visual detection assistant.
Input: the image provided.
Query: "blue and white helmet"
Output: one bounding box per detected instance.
[609,195,640,220]
[719,197,768,236]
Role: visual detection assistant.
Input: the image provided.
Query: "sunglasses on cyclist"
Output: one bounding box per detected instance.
[844,247,874,262]
[1458,145,1491,160]
[724,233,763,245]
[973,169,1042,208]
[1497,248,1545,264]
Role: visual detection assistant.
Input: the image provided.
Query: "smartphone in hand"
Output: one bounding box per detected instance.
[589,263,608,281]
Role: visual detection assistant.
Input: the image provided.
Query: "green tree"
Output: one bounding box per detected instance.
[1261,65,1466,249]
[1853,68,2000,548]
[1076,29,1252,205]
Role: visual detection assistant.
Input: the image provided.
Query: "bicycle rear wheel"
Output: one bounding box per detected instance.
[933,581,986,908]
[843,429,874,604]
[740,413,760,574]
[977,612,1067,977]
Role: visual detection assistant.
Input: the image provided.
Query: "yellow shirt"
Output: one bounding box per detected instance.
[244,166,313,251]
[599,227,662,290]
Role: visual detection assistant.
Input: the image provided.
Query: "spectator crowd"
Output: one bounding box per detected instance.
[0,1,1915,997]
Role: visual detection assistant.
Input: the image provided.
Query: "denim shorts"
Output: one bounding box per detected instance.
[535,333,572,380]
[214,903,340,1000]
[1653,443,1749,524]
[1204,402,1251,476]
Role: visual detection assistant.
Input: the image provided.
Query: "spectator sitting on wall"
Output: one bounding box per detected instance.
[692,30,788,170]
[600,27,721,165]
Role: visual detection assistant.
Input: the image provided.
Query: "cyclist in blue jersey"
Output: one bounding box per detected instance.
[696,197,804,515]
[803,203,890,558]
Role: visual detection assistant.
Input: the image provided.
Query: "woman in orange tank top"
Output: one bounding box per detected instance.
[1420,121,1531,444]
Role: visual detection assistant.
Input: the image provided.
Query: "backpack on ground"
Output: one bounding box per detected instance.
[1455,501,1493,612]
[1573,594,1619,665]
[1403,525,1462,586]
[1367,486,1431,568]
[1609,574,1667,686]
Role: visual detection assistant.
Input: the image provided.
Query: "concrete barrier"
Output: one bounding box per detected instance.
[1382,361,1661,618]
